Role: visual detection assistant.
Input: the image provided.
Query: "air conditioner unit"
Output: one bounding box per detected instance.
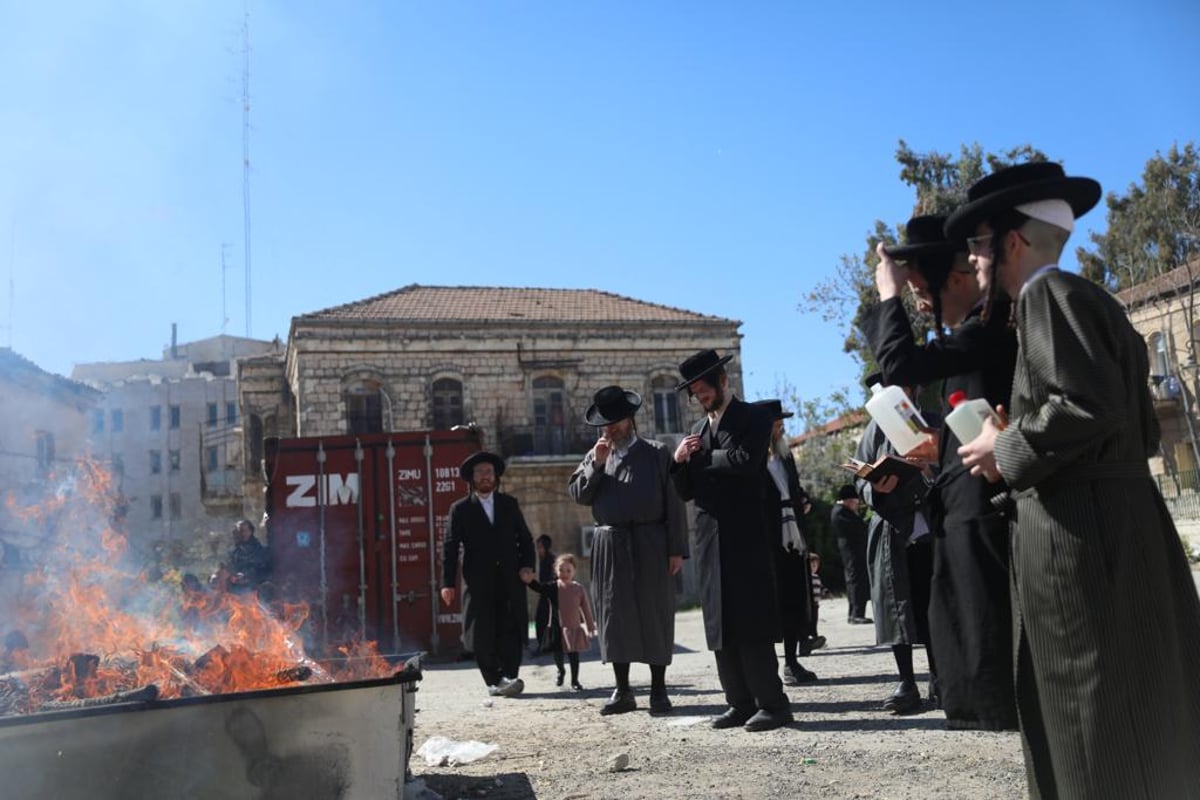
[579,525,595,558]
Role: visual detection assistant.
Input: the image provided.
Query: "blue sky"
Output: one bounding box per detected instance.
[2,1,1197,426]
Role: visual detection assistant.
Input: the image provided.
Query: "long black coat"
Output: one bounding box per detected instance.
[862,295,1019,730]
[994,270,1200,799]
[763,452,814,635]
[441,493,535,654]
[671,396,778,650]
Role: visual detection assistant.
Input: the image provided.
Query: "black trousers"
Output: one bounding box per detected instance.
[475,580,525,686]
[837,535,870,618]
[714,642,789,713]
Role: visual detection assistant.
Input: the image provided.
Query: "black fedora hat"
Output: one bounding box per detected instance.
[752,399,794,420]
[944,162,1101,240]
[882,215,961,261]
[837,484,858,501]
[676,349,733,391]
[585,385,642,426]
[864,370,884,389]
[459,450,505,482]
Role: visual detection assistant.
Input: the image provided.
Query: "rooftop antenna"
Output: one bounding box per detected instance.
[241,0,252,338]
[220,242,231,333]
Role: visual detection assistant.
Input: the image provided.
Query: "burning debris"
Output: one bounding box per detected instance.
[0,459,395,720]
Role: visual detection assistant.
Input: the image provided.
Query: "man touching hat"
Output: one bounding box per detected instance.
[952,162,1200,799]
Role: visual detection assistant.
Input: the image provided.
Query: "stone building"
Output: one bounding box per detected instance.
[1115,260,1200,480]
[72,333,280,569]
[0,349,100,605]
[239,285,744,597]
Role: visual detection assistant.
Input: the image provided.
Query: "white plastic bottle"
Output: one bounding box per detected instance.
[865,383,930,455]
[944,390,999,445]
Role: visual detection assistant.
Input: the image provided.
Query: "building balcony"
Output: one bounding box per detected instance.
[497,424,595,458]
[1151,374,1183,414]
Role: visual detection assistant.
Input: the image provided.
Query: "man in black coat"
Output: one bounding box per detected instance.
[227,518,271,595]
[861,215,1019,730]
[956,162,1200,798]
[441,451,536,698]
[754,399,818,686]
[671,349,792,732]
[831,485,871,624]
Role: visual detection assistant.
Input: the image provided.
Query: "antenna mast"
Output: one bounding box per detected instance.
[220,243,230,334]
[241,1,252,338]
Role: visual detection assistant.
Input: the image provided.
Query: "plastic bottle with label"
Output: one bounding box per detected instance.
[865,383,930,455]
[944,390,999,445]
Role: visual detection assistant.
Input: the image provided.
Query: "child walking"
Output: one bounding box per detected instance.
[522,553,595,690]
[807,553,828,651]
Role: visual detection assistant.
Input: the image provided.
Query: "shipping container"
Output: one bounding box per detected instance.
[264,429,480,656]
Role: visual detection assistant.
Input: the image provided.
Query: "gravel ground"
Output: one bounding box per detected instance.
[408,598,1031,800]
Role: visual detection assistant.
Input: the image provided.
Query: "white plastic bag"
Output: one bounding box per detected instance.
[415,735,499,767]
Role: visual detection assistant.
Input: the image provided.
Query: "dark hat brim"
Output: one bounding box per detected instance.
[675,354,733,391]
[584,390,643,426]
[882,240,960,261]
[459,451,505,482]
[944,176,1102,240]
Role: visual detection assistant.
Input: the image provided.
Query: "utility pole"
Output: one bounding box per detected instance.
[242,0,252,338]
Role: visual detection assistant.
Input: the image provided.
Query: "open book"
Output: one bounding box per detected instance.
[839,455,926,484]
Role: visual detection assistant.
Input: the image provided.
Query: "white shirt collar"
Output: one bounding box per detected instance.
[1020,263,1059,296]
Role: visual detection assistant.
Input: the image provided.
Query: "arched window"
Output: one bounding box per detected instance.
[432,378,464,430]
[345,380,384,435]
[651,375,682,433]
[532,376,567,455]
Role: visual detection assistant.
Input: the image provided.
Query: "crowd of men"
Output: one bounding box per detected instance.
[440,163,1200,799]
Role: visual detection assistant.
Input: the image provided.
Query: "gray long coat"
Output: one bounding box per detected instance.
[569,437,687,665]
[854,419,931,647]
[994,269,1200,800]
[670,397,779,651]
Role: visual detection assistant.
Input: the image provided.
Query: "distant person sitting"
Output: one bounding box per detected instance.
[226,518,271,594]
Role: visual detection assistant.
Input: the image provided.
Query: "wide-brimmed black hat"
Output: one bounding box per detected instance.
[883,215,962,261]
[584,385,642,426]
[944,162,1102,240]
[837,484,858,501]
[459,451,506,482]
[676,349,733,391]
[753,399,794,420]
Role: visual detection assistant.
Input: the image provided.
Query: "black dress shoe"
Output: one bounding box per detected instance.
[848,616,873,625]
[881,681,921,714]
[648,688,672,715]
[599,689,637,715]
[743,707,794,732]
[556,670,565,687]
[711,706,755,729]
[782,664,818,686]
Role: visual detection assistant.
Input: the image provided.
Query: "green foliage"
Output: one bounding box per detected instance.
[1078,142,1200,290]
[801,140,1049,396]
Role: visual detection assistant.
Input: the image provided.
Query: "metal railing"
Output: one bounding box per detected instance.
[497,424,595,458]
[1155,469,1200,519]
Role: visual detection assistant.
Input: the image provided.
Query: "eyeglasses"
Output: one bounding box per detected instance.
[967,234,993,256]
[967,229,1032,257]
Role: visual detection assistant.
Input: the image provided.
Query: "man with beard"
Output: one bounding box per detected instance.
[954,162,1200,798]
[226,518,271,595]
[671,350,791,732]
[441,451,536,698]
[861,215,1019,730]
[753,399,818,686]
[569,385,687,715]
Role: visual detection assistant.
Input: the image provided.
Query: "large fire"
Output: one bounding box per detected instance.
[0,460,394,715]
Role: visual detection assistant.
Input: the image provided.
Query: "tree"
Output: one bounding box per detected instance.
[1078,142,1200,291]
[801,140,1049,394]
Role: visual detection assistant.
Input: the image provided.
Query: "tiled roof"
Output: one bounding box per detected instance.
[0,348,100,406]
[1114,260,1200,309]
[788,410,868,446]
[297,285,735,324]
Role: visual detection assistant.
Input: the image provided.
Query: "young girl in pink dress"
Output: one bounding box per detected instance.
[523,553,595,690]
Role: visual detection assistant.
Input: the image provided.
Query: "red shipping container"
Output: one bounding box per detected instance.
[263,429,479,657]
